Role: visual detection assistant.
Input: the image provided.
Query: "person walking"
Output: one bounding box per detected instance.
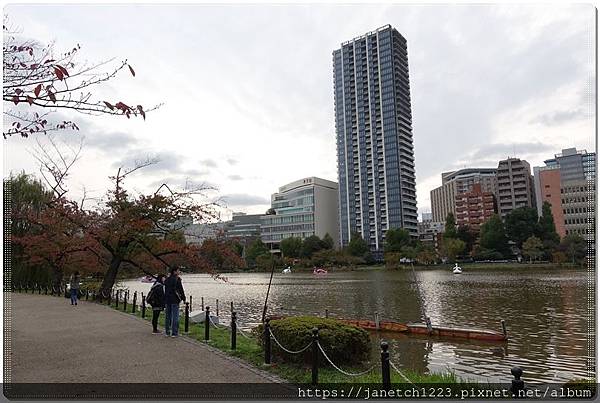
[164,267,186,337]
[69,271,81,306]
[146,274,166,334]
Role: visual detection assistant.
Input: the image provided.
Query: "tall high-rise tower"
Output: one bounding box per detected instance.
[333,25,418,252]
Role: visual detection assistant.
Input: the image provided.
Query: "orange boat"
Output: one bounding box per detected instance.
[338,319,408,332]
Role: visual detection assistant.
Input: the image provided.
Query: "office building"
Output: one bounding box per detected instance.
[333,25,418,253]
[533,148,596,240]
[454,183,496,232]
[222,212,262,242]
[496,158,535,218]
[261,177,339,252]
[430,168,497,222]
[533,167,566,237]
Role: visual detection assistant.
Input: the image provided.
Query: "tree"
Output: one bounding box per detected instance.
[537,202,561,258]
[522,236,544,263]
[3,18,157,139]
[440,238,465,263]
[505,207,539,248]
[198,239,245,271]
[280,237,302,258]
[245,238,270,266]
[479,214,510,257]
[300,235,325,258]
[444,213,457,239]
[384,228,412,252]
[456,225,476,256]
[415,242,437,265]
[86,164,223,296]
[347,232,369,257]
[322,233,334,250]
[558,234,587,264]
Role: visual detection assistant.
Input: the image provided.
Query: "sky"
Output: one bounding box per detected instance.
[3,3,596,220]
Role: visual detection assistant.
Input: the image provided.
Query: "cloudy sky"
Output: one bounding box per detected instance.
[3,4,595,220]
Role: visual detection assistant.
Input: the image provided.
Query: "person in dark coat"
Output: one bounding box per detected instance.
[148,274,166,334]
[164,267,186,337]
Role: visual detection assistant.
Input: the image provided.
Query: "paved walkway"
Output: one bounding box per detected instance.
[8,293,280,384]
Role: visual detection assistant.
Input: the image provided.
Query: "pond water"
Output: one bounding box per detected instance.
[122,266,592,383]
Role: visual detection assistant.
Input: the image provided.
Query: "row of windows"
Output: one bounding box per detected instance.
[565,217,590,225]
[262,213,314,225]
[562,197,591,204]
[564,207,593,214]
[263,232,315,241]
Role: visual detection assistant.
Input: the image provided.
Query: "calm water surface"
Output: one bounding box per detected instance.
[122,267,592,383]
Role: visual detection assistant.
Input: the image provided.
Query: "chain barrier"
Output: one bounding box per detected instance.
[268,328,313,354]
[317,341,377,377]
[208,314,227,330]
[389,360,415,385]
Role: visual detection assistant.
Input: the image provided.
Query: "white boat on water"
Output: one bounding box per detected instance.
[453,263,462,274]
[190,310,220,325]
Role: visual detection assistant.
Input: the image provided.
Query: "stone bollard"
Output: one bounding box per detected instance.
[510,367,525,397]
[141,293,146,319]
[184,302,190,333]
[381,341,391,389]
[231,312,237,350]
[311,328,319,385]
[204,306,210,341]
[132,291,137,314]
[264,318,271,365]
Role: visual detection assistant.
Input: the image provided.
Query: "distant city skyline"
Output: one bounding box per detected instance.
[3,4,595,221]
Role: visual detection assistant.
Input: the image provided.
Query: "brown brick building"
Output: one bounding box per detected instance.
[455,183,497,232]
[536,168,566,237]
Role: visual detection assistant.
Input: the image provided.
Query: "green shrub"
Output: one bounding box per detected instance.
[258,316,370,366]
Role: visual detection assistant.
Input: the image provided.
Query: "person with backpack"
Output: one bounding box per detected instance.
[164,267,186,337]
[146,274,166,334]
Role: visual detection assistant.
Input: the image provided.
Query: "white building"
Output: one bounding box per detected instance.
[261,177,339,251]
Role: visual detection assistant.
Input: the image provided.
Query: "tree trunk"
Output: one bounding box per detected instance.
[97,256,121,299]
[51,266,63,291]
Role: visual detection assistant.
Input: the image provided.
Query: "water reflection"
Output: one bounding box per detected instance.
[122,267,591,383]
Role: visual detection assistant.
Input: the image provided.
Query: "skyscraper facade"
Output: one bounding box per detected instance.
[333,25,418,252]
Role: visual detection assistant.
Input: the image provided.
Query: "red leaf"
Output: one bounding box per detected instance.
[34,84,42,97]
[128,64,135,77]
[26,96,34,105]
[57,65,69,77]
[47,89,57,103]
[43,59,56,64]
[54,67,64,81]
[12,96,19,105]
[15,88,23,95]
[103,101,114,110]
[137,105,145,120]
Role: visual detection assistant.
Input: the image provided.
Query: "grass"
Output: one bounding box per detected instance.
[101,297,459,384]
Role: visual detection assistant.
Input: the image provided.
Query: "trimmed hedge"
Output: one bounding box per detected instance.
[258,316,370,366]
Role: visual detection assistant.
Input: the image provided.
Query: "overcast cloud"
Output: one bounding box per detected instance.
[3,4,595,219]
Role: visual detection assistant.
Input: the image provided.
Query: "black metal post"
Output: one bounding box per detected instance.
[501,319,507,338]
[264,318,271,365]
[510,367,524,397]
[184,302,190,333]
[216,299,219,317]
[123,291,128,311]
[189,295,193,311]
[132,291,137,314]
[141,293,146,319]
[311,328,319,385]
[381,341,391,389]
[201,296,204,311]
[230,301,234,314]
[115,290,119,308]
[231,311,237,350]
[108,290,112,306]
[85,290,89,301]
[325,309,329,318]
[204,306,210,341]
[38,284,41,294]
